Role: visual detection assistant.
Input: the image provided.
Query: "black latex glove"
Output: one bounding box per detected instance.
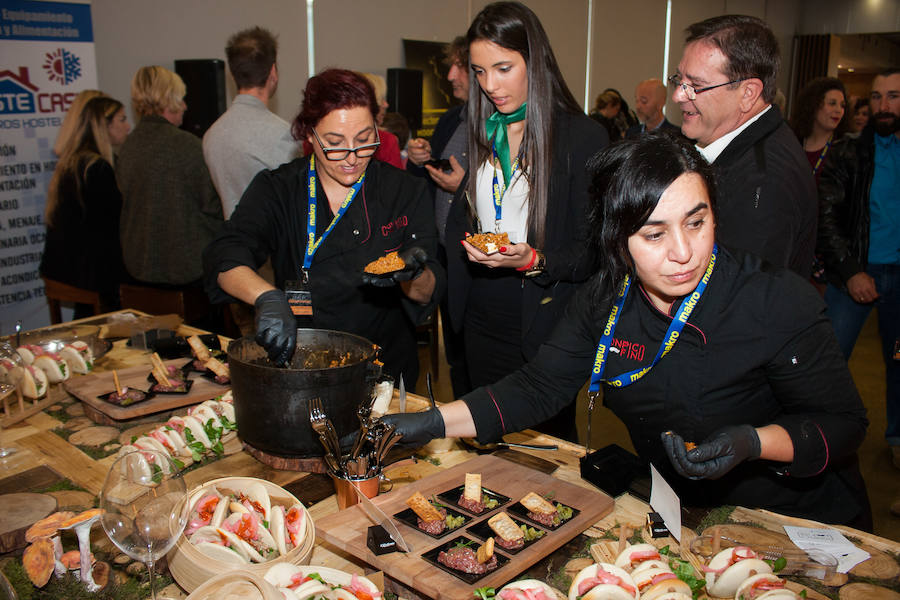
[661,425,761,480]
[379,408,446,447]
[362,246,428,288]
[254,289,296,367]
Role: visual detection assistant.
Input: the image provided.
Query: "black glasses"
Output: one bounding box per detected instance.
[311,127,380,161]
[668,74,749,101]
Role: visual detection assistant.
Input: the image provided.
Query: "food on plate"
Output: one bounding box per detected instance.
[467,232,509,254]
[59,341,93,374]
[487,512,525,551]
[21,365,48,398]
[614,543,663,572]
[151,379,189,393]
[15,344,44,365]
[520,491,573,527]
[406,491,447,534]
[568,562,639,600]
[183,480,310,564]
[103,387,148,407]
[364,251,406,275]
[205,356,230,384]
[437,539,498,575]
[187,335,211,363]
[631,566,691,599]
[497,579,559,600]
[734,573,798,599]
[458,472,496,513]
[0,358,23,383]
[703,547,772,598]
[476,537,494,564]
[264,564,382,600]
[33,352,69,383]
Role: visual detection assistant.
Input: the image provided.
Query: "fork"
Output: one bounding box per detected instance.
[309,397,341,457]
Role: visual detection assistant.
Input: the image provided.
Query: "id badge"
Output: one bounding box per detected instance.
[284,279,312,316]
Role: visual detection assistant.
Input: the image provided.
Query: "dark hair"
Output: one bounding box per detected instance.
[686,15,780,103]
[585,131,717,307]
[879,67,900,77]
[444,35,468,67]
[226,26,278,89]
[790,77,847,141]
[853,97,869,115]
[466,1,582,247]
[382,112,410,149]
[291,69,378,141]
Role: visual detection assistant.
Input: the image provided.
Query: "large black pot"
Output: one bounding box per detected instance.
[227,329,381,457]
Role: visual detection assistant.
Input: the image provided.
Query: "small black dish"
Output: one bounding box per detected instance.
[507,500,579,530]
[97,388,156,407]
[200,369,230,386]
[465,514,546,554]
[393,506,471,539]
[148,378,195,395]
[148,333,221,359]
[436,485,511,516]
[185,349,228,373]
[146,365,190,385]
[420,536,509,584]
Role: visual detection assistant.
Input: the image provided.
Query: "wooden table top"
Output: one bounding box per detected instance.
[2,310,899,599]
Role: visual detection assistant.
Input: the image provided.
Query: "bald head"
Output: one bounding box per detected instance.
[634,78,667,128]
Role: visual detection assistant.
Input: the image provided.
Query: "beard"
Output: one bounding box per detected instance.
[873,111,900,137]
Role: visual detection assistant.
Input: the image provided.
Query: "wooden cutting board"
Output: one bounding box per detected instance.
[316,454,614,600]
[63,359,229,421]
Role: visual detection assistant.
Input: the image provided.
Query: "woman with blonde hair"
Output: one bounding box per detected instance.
[116,65,222,288]
[41,96,131,317]
[53,89,106,157]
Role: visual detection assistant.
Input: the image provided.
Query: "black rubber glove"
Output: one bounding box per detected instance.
[362,246,428,288]
[254,289,296,367]
[379,408,446,447]
[661,425,761,480]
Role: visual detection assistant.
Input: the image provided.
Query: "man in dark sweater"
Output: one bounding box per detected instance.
[671,15,816,278]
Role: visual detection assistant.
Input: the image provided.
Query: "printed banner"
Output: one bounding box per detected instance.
[403,39,457,139]
[0,0,97,332]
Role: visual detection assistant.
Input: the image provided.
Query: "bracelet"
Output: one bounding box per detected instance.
[516,248,538,272]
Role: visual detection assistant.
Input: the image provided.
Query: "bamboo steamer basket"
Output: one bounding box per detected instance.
[168,476,315,592]
[185,570,281,600]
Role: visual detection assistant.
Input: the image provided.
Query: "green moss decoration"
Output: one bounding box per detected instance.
[694,505,736,533]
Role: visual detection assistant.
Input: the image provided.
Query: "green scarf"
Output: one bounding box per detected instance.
[485,102,527,187]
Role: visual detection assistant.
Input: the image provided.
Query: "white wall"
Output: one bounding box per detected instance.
[800,0,900,34]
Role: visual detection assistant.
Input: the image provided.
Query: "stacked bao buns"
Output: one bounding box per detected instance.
[8,342,94,398]
[116,396,236,474]
[496,580,560,600]
[703,547,798,599]
[264,564,381,600]
[184,479,310,566]
[569,543,692,600]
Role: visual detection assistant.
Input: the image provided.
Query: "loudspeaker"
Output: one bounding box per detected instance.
[387,68,423,131]
[174,59,226,138]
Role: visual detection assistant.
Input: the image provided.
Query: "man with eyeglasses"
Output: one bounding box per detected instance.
[672,15,816,278]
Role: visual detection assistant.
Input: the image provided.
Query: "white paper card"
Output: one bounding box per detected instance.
[649,463,681,542]
[783,525,870,573]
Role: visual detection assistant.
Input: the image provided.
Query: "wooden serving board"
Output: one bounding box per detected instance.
[316,454,614,600]
[63,359,229,421]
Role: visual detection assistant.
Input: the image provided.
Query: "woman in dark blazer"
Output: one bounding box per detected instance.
[444,1,608,440]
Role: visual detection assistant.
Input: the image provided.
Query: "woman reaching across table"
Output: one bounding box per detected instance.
[445,1,608,439]
[386,131,871,529]
[203,69,444,384]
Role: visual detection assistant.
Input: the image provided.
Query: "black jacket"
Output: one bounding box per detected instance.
[406,103,465,182]
[202,158,446,383]
[444,110,609,360]
[817,126,877,287]
[624,118,682,140]
[463,247,869,525]
[712,106,817,279]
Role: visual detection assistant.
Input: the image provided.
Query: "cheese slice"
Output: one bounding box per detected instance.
[520,491,556,515]
[187,335,211,361]
[487,512,524,542]
[405,491,443,523]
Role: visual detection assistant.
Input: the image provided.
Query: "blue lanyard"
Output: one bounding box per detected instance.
[490,144,520,232]
[304,155,365,272]
[588,244,718,392]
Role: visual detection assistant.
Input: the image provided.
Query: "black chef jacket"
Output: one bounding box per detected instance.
[203,157,445,383]
[462,248,870,526]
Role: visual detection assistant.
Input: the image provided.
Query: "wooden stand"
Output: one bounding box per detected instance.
[241,442,327,473]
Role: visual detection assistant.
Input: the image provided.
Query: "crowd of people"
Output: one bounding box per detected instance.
[39,1,900,530]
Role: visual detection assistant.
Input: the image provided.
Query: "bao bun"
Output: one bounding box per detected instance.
[569,563,638,600]
[498,579,559,600]
[734,573,797,599]
[614,543,661,571]
[705,548,772,598]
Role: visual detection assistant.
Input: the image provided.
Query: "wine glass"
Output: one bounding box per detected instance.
[99,449,188,600]
[0,341,23,459]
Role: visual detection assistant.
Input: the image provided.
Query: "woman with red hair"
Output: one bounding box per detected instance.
[204,69,444,383]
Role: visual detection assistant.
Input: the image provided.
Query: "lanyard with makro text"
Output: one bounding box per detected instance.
[303,154,365,279]
[587,243,718,397]
[491,144,520,233]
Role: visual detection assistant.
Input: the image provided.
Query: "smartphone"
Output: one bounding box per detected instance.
[424,158,453,172]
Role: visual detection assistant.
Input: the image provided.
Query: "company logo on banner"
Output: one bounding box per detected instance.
[0,0,96,332]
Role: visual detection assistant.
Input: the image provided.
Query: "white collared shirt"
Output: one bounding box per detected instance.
[697,105,772,163]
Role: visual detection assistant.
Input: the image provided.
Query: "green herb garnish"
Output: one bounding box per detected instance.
[474,587,495,600]
[454,538,475,548]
